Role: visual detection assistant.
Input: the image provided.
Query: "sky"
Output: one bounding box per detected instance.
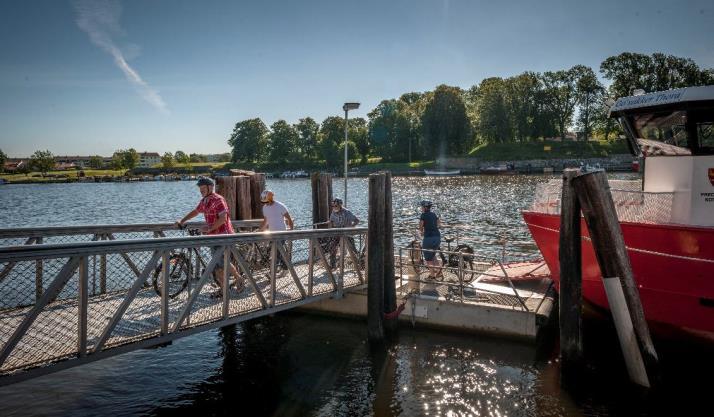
[1,0,713,157]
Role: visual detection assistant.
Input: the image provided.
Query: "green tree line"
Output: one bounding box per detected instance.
[227,52,713,166]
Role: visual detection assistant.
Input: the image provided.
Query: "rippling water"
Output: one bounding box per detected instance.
[0,175,708,416]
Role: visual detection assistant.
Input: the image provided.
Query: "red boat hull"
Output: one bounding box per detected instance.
[522,211,714,340]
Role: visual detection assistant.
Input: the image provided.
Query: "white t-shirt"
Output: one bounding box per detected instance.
[262,201,289,231]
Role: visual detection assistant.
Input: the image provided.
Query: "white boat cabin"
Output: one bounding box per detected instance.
[610,85,714,226]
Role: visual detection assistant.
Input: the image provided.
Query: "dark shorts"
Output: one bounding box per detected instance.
[422,236,440,261]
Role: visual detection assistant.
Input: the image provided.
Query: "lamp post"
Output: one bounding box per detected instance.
[343,102,360,207]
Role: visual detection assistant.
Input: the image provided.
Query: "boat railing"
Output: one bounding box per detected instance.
[529,179,674,224]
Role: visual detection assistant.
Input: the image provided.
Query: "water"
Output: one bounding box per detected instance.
[0,175,709,416]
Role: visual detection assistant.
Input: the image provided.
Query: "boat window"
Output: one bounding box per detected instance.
[697,121,714,148]
[631,111,688,147]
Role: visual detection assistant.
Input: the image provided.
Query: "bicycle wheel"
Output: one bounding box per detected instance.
[455,244,476,283]
[407,240,425,274]
[153,253,192,299]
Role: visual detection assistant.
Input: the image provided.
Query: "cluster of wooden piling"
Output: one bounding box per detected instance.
[559,169,659,388]
[215,170,265,220]
[311,173,333,228]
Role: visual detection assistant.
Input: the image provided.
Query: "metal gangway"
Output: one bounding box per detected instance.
[0,221,367,385]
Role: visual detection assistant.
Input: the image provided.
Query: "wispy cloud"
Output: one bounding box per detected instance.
[73,0,169,114]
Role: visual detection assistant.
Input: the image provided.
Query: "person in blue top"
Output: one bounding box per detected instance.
[419,200,442,279]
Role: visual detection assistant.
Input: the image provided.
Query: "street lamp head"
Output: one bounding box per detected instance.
[343,102,360,111]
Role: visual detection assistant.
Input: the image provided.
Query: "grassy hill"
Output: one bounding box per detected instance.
[468,140,630,161]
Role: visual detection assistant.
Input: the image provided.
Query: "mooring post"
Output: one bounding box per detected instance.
[249,173,265,220]
[216,176,238,220]
[235,175,252,220]
[383,172,397,332]
[367,173,386,342]
[559,168,583,381]
[572,170,659,388]
[311,172,333,228]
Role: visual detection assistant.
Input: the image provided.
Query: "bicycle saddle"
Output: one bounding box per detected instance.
[443,237,455,243]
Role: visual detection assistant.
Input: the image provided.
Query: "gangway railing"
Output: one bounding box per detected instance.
[397,246,549,312]
[0,226,366,385]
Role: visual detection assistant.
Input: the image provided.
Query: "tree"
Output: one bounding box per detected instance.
[473,78,510,144]
[573,65,605,141]
[112,149,139,170]
[541,68,581,140]
[228,118,268,163]
[319,116,345,167]
[421,84,472,156]
[189,153,206,163]
[29,150,55,175]
[368,100,413,162]
[349,117,369,164]
[268,120,299,163]
[161,152,174,169]
[600,52,653,98]
[295,117,320,160]
[0,148,6,172]
[88,155,104,169]
[174,151,190,166]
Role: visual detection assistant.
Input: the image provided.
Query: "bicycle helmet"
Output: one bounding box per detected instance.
[332,197,343,206]
[196,176,215,187]
[419,200,433,209]
[260,189,274,203]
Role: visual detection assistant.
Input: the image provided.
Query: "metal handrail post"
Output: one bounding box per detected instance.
[270,240,277,307]
[222,246,230,319]
[78,256,88,357]
[338,235,345,298]
[307,238,314,297]
[459,252,464,303]
[161,251,169,334]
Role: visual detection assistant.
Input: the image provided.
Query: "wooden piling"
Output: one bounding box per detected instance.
[559,168,583,379]
[367,173,386,342]
[572,170,659,388]
[383,172,397,332]
[249,173,265,219]
[235,176,252,220]
[215,176,238,220]
[311,172,333,228]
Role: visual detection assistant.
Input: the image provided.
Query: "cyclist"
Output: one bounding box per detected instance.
[418,200,442,279]
[328,197,359,269]
[176,176,245,293]
[259,190,294,267]
[259,190,294,231]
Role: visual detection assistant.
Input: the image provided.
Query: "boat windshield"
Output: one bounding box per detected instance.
[623,108,714,156]
[629,111,691,155]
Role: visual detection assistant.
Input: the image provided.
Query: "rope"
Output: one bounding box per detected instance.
[383,290,415,320]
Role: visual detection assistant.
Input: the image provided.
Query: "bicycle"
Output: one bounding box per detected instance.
[152,225,230,299]
[407,232,476,283]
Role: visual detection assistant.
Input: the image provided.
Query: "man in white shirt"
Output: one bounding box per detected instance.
[259,190,294,231]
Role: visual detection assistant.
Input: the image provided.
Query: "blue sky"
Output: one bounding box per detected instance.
[1,0,712,157]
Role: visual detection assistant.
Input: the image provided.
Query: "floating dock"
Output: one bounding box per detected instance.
[302,260,555,340]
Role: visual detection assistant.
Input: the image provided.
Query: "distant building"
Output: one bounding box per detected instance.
[54,162,77,171]
[138,152,161,168]
[3,159,26,172]
[54,156,97,169]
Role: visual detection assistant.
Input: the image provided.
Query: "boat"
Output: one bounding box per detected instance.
[522,85,714,341]
[424,169,460,176]
[479,164,517,175]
